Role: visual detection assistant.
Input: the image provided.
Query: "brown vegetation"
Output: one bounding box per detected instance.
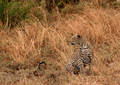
[0,0,120,85]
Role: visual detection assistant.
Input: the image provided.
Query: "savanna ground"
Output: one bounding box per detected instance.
[0,0,120,85]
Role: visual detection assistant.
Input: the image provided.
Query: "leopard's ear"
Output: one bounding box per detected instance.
[77,34,81,38]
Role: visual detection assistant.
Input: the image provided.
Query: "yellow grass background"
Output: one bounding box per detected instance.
[0,5,120,85]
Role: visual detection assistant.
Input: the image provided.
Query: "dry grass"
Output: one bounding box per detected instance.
[0,7,120,85]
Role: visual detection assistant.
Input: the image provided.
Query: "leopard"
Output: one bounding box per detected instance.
[65,34,94,75]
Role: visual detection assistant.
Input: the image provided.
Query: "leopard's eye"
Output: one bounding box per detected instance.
[77,34,81,38]
[71,42,75,45]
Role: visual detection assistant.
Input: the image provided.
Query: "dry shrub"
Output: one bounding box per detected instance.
[54,8,120,48]
[0,22,46,63]
[0,21,71,65]
[0,7,120,85]
[0,7,120,64]
[91,0,116,5]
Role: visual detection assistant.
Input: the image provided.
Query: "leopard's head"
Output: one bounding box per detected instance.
[70,34,83,46]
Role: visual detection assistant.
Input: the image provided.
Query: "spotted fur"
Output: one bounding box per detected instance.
[65,34,94,75]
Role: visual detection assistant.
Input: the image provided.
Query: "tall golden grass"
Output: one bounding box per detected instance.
[0,7,120,67]
[0,7,120,85]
